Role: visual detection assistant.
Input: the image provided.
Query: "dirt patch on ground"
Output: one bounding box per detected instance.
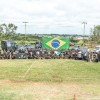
[0,80,100,100]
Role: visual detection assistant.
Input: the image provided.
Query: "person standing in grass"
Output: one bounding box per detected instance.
[98,51,100,62]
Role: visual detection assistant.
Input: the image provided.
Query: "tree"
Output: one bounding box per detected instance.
[0,24,8,34]
[91,25,100,43]
[8,23,17,40]
[8,23,17,35]
[0,24,7,40]
[0,23,17,40]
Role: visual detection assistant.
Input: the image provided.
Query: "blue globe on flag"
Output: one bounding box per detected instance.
[51,40,60,48]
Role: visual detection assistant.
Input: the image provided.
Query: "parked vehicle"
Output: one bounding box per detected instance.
[24,44,35,51]
[72,45,81,50]
[15,45,28,59]
[93,46,100,53]
[1,40,16,52]
[35,41,42,49]
[80,47,89,60]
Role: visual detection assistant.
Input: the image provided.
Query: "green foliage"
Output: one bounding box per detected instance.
[0,23,17,40]
[91,25,100,43]
[77,40,83,45]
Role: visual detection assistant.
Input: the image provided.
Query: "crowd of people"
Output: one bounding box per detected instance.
[0,48,100,62]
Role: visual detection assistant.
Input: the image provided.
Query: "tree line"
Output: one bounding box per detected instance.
[0,23,100,44]
[0,23,41,44]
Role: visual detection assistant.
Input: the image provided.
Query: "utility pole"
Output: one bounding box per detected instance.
[23,22,28,44]
[82,22,87,45]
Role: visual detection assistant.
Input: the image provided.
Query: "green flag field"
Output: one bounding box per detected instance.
[42,37,69,50]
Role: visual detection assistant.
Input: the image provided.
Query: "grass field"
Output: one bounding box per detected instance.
[0,59,100,100]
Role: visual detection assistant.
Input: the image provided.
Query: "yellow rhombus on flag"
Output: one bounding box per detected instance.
[46,38,66,49]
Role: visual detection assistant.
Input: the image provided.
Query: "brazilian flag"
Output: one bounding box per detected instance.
[42,37,69,50]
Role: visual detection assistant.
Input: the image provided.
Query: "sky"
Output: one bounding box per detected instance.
[0,0,100,35]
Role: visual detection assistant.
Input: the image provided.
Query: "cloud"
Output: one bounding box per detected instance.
[0,0,100,34]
